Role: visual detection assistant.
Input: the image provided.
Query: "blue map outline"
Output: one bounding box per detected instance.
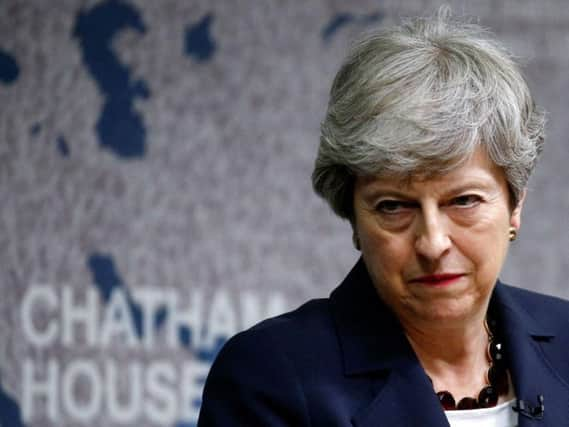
[322,11,384,42]
[72,0,150,158]
[185,13,216,62]
[0,49,20,84]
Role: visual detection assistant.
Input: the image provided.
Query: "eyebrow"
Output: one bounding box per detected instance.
[359,180,495,202]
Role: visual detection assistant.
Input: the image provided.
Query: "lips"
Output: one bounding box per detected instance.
[409,273,465,287]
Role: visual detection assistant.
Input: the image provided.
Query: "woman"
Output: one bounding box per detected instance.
[198,10,569,427]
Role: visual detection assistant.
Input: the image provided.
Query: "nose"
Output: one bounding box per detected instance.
[414,206,452,261]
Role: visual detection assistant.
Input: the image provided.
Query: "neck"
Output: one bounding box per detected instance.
[402,313,490,400]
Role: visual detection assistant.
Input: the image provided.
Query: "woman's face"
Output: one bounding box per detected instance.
[353,147,524,327]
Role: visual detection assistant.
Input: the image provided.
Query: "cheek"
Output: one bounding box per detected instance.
[361,231,412,278]
[457,223,510,277]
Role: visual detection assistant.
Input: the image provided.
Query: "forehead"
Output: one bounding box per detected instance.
[355,147,507,195]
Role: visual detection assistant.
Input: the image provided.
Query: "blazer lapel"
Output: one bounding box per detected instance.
[493,284,569,426]
[330,260,450,427]
[350,360,448,427]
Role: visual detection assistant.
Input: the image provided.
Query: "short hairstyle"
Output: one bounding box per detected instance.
[312,8,546,221]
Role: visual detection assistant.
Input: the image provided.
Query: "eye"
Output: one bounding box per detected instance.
[451,194,482,207]
[375,200,414,214]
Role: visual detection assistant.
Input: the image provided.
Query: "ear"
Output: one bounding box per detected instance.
[510,189,526,229]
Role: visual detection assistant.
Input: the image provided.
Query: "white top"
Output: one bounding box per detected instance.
[445,399,518,427]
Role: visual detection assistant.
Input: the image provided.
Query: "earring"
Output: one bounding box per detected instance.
[509,227,518,242]
[352,233,361,251]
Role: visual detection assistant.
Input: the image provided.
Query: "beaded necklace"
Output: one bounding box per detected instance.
[433,317,509,410]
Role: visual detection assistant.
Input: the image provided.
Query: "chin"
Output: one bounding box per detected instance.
[409,301,479,324]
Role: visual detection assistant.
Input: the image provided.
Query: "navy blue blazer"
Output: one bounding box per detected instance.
[198,260,569,426]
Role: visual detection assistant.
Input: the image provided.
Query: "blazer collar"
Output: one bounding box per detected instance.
[330,258,413,375]
[330,260,569,426]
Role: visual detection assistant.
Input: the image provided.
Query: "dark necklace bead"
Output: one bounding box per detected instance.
[456,397,479,410]
[488,340,506,365]
[437,391,456,410]
[488,364,509,395]
[478,385,499,408]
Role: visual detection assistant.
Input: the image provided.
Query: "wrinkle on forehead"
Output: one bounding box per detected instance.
[355,147,508,196]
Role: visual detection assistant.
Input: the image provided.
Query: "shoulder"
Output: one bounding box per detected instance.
[198,298,340,425]
[498,283,569,330]
[212,297,338,372]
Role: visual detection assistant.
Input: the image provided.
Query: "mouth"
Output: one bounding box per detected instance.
[409,273,465,287]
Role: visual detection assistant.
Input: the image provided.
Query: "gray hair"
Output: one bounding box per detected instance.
[312,9,546,220]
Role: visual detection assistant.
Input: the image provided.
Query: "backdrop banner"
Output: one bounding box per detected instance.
[1,1,568,426]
